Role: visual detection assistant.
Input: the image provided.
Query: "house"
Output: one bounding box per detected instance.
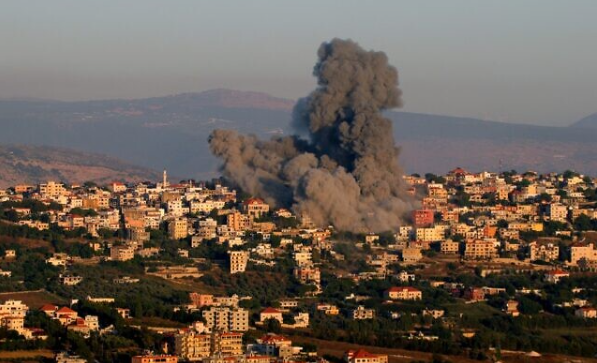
[504,300,520,317]
[243,198,270,218]
[575,307,597,319]
[545,269,569,284]
[352,305,375,320]
[260,307,283,324]
[60,274,83,286]
[463,287,485,302]
[385,287,422,301]
[401,248,423,263]
[317,304,340,315]
[344,350,388,363]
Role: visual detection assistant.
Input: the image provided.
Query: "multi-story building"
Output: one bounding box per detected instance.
[440,239,460,254]
[110,245,135,262]
[229,251,249,274]
[168,218,189,240]
[243,198,270,219]
[412,209,434,228]
[174,332,211,361]
[202,307,249,332]
[415,225,445,242]
[547,203,568,222]
[464,240,498,260]
[39,181,66,199]
[529,242,559,262]
[570,243,597,265]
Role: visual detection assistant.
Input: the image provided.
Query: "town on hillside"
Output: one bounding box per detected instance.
[1,168,597,362]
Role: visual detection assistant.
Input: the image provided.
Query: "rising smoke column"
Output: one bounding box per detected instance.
[209,38,415,232]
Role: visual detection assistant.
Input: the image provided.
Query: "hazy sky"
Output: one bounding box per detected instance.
[1,0,596,126]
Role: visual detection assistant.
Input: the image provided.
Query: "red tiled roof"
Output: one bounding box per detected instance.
[244,197,266,205]
[56,306,77,314]
[40,304,57,311]
[261,307,281,314]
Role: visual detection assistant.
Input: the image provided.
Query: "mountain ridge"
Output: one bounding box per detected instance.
[0,144,161,188]
[1,89,597,177]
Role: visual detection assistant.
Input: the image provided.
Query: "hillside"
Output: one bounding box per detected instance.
[571,112,597,129]
[1,89,597,177]
[0,145,161,188]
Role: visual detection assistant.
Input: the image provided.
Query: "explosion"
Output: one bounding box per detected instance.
[209,39,415,232]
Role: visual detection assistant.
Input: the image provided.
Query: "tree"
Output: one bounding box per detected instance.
[264,318,281,333]
[573,214,593,231]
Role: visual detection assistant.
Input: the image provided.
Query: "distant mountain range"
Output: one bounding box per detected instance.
[0,145,160,188]
[570,112,597,129]
[1,88,597,181]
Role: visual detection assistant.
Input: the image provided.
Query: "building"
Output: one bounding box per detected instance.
[229,251,249,274]
[440,239,460,254]
[412,209,434,228]
[545,269,570,283]
[243,198,270,218]
[464,287,485,302]
[169,218,189,240]
[415,226,445,242]
[344,350,388,363]
[189,293,214,308]
[547,203,568,222]
[174,332,211,361]
[39,181,66,198]
[464,240,498,260]
[575,307,597,319]
[60,275,83,286]
[384,287,422,301]
[202,307,249,332]
[352,305,375,320]
[570,243,597,265]
[131,355,178,363]
[110,245,135,262]
[0,300,28,317]
[227,212,252,231]
[504,300,520,317]
[529,242,559,262]
[401,248,422,263]
[260,307,283,324]
[293,265,321,285]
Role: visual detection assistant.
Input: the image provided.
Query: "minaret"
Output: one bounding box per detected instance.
[162,169,168,189]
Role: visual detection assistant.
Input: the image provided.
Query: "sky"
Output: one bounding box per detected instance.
[1,0,596,126]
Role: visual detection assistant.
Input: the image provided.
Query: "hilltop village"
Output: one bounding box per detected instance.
[1,168,597,362]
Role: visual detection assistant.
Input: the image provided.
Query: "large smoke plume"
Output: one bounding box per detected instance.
[209,39,415,232]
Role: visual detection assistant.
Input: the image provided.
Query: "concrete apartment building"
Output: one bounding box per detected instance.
[39,181,66,198]
[229,251,249,274]
[570,243,597,265]
[529,242,559,262]
[547,203,568,222]
[110,245,135,262]
[440,239,460,254]
[168,218,189,240]
[201,307,249,332]
[464,240,498,260]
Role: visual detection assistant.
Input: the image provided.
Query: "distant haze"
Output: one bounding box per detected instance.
[1,0,597,126]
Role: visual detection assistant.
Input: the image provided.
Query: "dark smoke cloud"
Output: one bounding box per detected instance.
[209,39,415,232]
